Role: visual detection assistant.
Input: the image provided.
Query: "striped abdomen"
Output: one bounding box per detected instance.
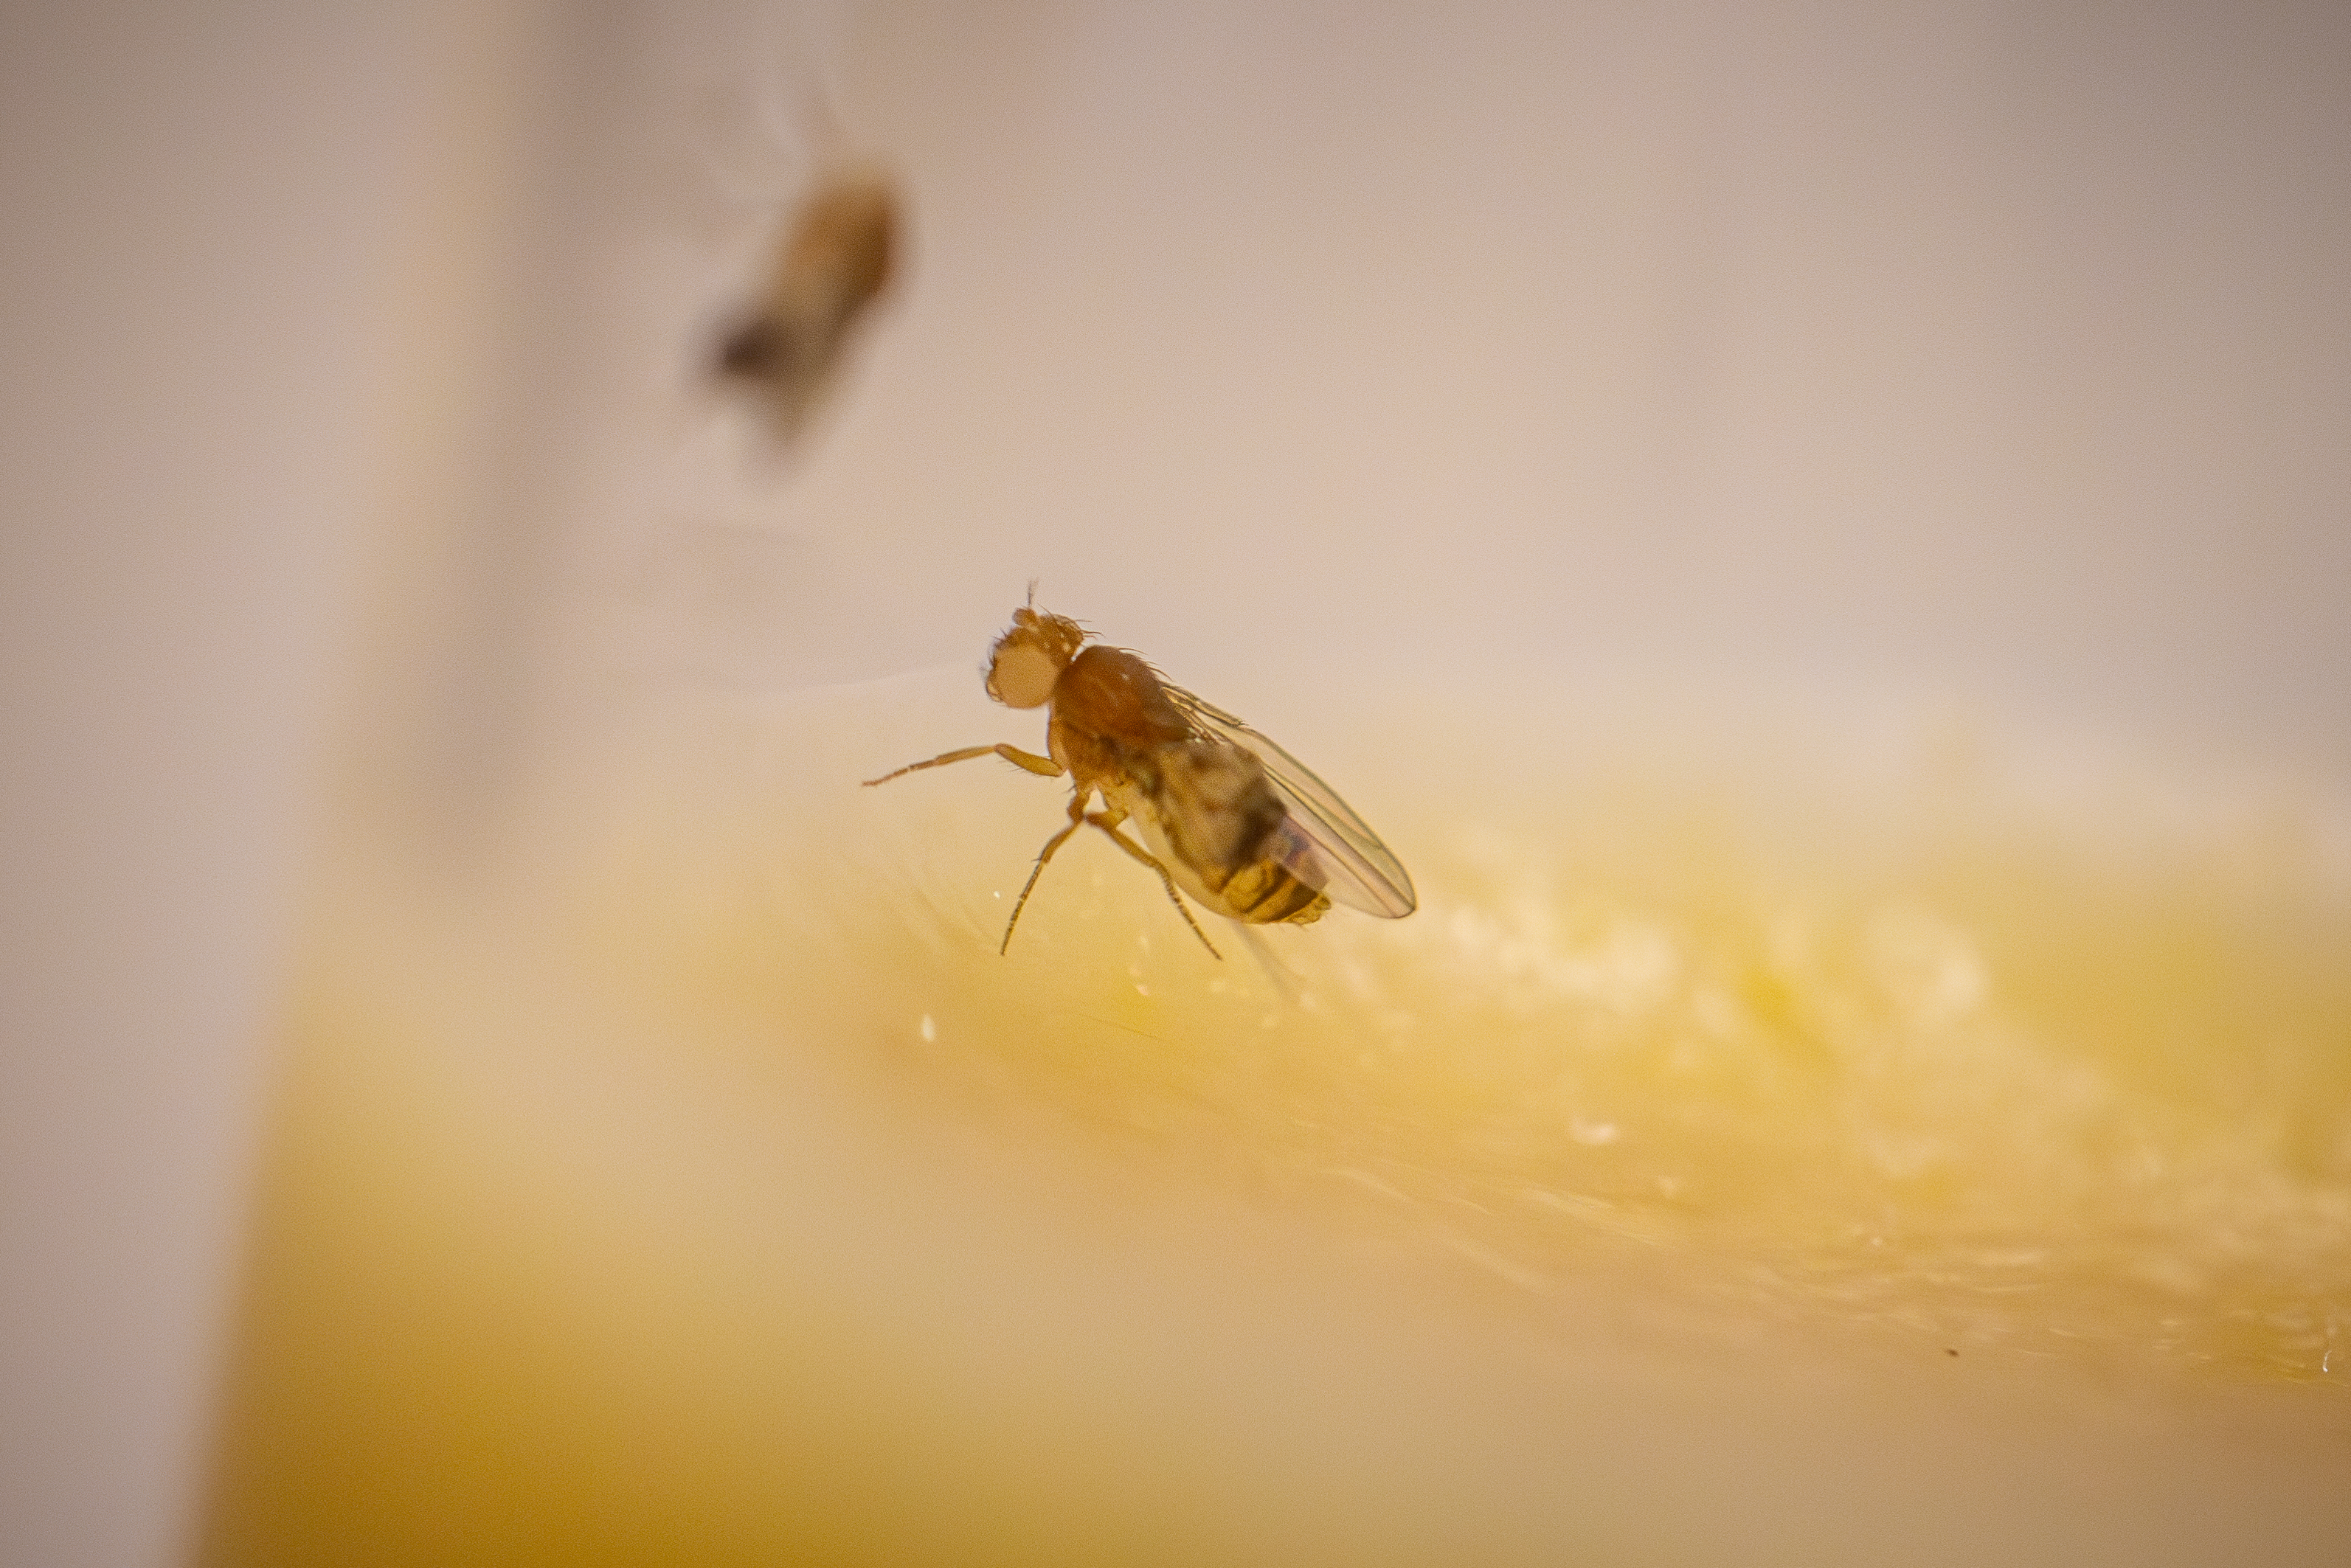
[1126,740,1332,927]
[1211,850,1331,925]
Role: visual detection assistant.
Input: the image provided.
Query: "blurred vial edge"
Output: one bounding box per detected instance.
[1,5,580,1567]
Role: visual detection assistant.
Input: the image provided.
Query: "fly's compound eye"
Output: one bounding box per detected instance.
[986,641,1062,708]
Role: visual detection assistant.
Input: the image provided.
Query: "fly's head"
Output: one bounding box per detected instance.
[984,605,1087,709]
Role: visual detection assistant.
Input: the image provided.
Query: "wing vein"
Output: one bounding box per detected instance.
[1163,685,1416,918]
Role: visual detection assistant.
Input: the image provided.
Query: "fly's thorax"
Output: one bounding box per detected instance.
[807,176,896,279]
[1045,707,1112,784]
[716,171,898,416]
[772,172,896,326]
[1054,647,1190,749]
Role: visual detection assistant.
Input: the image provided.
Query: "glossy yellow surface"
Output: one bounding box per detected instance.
[201,675,2351,1564]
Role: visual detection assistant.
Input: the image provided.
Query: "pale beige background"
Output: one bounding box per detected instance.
[4,1,2348,1563]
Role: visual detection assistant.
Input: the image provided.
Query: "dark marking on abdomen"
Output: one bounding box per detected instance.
[1220,858,1331,926]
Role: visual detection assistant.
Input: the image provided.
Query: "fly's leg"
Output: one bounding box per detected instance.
[1002,794,1087,955]
[1086,809,1222,960]
[863,743,1061,787]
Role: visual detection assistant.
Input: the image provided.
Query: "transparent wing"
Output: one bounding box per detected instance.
[1164,684,1417,918]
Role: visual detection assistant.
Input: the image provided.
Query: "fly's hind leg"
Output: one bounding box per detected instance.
[1001,794,1087,955]
[863,743,1061,787]
[1086,809,1222,960]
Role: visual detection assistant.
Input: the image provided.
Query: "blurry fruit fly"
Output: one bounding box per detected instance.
[715,167,898,440]
[864,600,1416,957]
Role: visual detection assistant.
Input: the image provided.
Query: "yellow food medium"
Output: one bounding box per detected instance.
[201,674,2351,1564]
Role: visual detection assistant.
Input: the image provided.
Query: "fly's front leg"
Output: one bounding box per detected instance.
[1086,808,1222,960]
[863,743,1062,787]
[1002,792,1088,955]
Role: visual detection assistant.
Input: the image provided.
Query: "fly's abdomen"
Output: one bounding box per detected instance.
[1135,740,1331,926]
[1215,857,1332,926]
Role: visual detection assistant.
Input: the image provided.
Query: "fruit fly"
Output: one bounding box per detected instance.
[714,167,898,441]
[863,600,1416,957]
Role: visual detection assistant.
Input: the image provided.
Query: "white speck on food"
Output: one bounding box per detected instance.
[918,1013,936,1043]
